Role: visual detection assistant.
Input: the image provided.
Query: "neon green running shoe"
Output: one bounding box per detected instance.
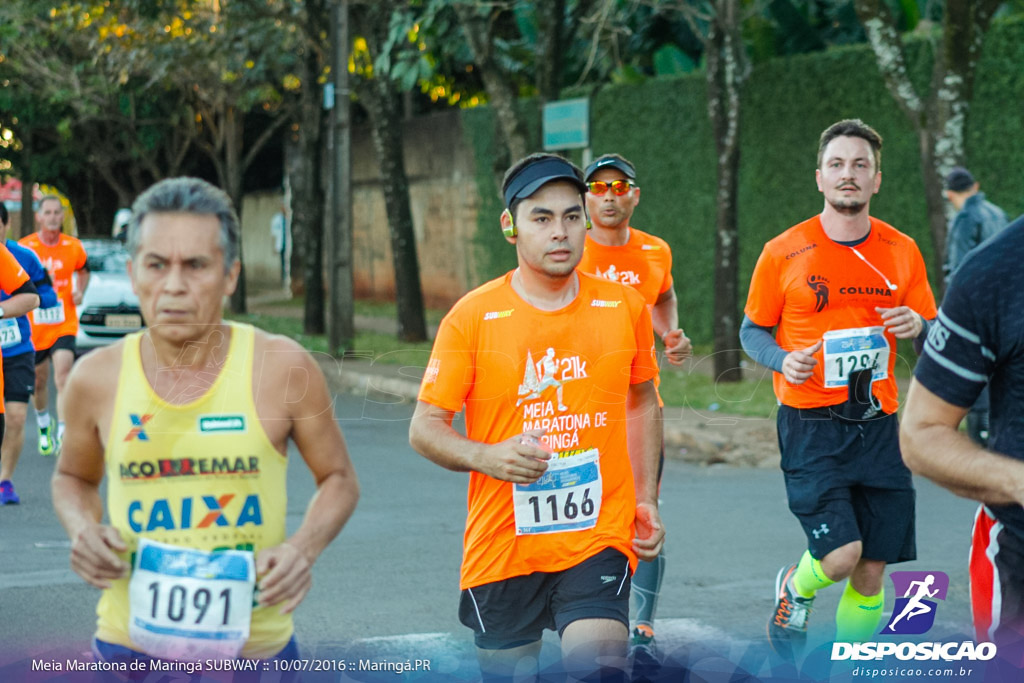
[39,424,56,456]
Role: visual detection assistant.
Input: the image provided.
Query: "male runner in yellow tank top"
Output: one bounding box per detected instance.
[52,177,360,665]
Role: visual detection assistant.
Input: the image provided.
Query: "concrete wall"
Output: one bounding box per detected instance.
[240,191,288,288]
[239,109,480,308]
[351,109,479,309]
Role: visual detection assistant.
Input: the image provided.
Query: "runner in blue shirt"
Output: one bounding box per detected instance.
[0,203,57,504]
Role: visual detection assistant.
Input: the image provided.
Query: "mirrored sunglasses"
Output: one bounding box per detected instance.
[587,180,635,196]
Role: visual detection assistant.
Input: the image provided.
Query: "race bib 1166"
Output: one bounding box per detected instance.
[514,448,602,535]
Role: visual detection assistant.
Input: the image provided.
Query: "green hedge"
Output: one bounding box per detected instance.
[462,17,1024,344]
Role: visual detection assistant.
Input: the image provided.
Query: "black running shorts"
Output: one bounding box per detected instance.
[459,547,632,650]
[777,405,915,563]
[34,335,76,365]
[3,351,35,403]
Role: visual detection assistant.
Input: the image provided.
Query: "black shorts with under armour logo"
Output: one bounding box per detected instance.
[459,547,631,649]
[777,405,916,564]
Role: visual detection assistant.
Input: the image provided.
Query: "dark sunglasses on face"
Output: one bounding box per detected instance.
[587,180,636,196]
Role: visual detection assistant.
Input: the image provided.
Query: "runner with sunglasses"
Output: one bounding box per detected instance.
[740,119,937,658]
[578,154,691,664]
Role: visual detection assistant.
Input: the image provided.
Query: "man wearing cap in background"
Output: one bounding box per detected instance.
[577,152,691,660]
[943,166,1008,447]
[410,152,665,680]
[944,166,1009,285]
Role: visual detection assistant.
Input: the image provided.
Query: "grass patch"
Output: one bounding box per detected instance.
[227,312,434,364]
[340,330,435,366]
[658,364,778,418]
[354,300,447,326]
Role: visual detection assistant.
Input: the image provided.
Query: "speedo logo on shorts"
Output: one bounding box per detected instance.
[198,415,246,433]
[483,309,514,320]
[590,299,622,308]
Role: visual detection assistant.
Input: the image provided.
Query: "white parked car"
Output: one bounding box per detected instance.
[76,239,144,353]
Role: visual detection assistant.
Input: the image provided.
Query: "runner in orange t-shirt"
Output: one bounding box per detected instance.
[410,153,664,680]
[20,195,90,455]
[740,119,937,657]
[577,153,691,658]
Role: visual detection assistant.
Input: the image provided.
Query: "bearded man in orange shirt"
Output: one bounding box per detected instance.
[741,119,937,657]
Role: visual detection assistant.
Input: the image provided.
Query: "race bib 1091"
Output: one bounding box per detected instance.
[128,538,255,661]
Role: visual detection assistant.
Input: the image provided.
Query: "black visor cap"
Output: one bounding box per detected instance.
[503,158,588,208]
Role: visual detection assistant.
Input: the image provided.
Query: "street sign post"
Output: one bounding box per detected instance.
[542,98,590,151]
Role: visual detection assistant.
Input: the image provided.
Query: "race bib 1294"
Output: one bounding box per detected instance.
[822,326,889,388]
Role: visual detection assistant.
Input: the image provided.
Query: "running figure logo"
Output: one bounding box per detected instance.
[516,348,588,412]
[596,264,618,282]
[517,348,569,411]
[595,264,640,286]
[883,571,949,635]
[806,275,830,312]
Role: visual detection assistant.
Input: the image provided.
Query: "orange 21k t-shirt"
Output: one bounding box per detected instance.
[577,227,674,308]
[578,227,674,405]
[418,271,658,590]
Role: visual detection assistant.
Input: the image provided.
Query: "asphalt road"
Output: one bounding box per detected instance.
[0,391,990,681]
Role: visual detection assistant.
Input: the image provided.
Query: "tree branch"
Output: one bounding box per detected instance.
[853,0,925,126]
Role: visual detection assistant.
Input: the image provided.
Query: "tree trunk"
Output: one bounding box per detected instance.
[536,0,565,103]
[293,54,326,335]
[19,131,34,239]
[707,0,746,383]
[284,136,305,298]
[917,127,949,281]
[222,107,248,314]
[453,3,530,184]
[361,82,428,342]
[353,2,428,343]
[854,0,1003,296]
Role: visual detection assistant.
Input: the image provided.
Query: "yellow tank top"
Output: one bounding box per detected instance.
[96,322,292,658]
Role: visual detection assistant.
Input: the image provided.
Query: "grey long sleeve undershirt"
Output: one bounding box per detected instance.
[739,315,787,373]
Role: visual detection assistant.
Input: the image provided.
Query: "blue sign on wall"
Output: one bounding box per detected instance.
[543,98,589,151]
